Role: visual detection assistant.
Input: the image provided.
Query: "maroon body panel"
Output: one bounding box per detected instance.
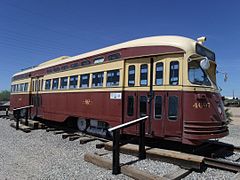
[10,89,228,145]
[10,94,30,111]
[182,91,228,144]
[40,92,122,127]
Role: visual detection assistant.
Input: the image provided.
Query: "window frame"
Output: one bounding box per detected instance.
[139,96,147,117]
[92,71,104,87]
[108,53,121,61]
[168,96,178,121]
[140,64,148,86]
[52,78,59,90]
[127,96,134,116]
[154,96,162,119]
[128,65,135,87]
[60,77,68,89]
[106,69,120,87]
[155,62,164,86]
[169,61,179,85]
[45,79,51,90]
[69,75,78,89]
[80,74,90,88]
[93,57,105,64]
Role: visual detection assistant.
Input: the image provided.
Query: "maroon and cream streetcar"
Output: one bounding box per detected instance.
[10,35,228,145]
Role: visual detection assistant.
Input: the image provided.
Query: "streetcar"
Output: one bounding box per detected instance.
[10,36,228,145]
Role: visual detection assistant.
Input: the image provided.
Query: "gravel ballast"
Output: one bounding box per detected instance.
[0,118,240,179]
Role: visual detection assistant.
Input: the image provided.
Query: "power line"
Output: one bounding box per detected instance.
[0,0,109,41]
[0,28,82,52]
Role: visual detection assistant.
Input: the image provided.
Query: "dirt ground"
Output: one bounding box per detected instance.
[226,107,240,125]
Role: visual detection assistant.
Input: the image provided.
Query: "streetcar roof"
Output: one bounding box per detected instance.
[14,35,196,76]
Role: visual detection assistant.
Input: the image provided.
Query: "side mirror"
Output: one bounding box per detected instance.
[200,57,210,70]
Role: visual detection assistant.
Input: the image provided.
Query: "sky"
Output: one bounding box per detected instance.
[0,0,239,97]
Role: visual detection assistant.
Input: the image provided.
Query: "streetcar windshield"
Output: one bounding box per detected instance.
[188,60,212,86]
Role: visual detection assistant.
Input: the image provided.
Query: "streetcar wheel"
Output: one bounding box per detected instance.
[77,118,87,132]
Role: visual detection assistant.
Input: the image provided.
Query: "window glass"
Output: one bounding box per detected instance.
[32,81,35,91]
[139,96,147,117]
[45,79,51,90]
[155,96,162,119]
[94,57,104,64]
[61,65,69,71]
[41,79,44,90]
[140,64,148,86]
[20,83,24,92]
[108,53,121,61]
[35,80,38,91]
[70,62,80,69]
[52,78,59,90]
[60,77,68,89]
[168,96,178,120]
[92,72,104,87]
[156,62,163,85]
[107,69,120,86]
[169,61,179,85]
[128,65,135,86]
[80,74,90,88]
[69,75,78,89]
[127,96,134,116]
[188,61,211,86]
[53,67,60,72]
[24,83,29,92]
[81,60,91,66]
[11,85,13,92]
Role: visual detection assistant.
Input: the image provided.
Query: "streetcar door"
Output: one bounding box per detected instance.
[163,60,182,138]
[151,92,164,137]
[31,77,43,119]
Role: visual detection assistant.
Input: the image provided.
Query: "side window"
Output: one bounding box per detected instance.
[69,75,78,89]
[155,96,162,119]
[52,78,59,90]
[107,69,120,86]
[81,60,91,66]
[169,61,179,85]
[108,53,121,61]
[20,83,24,92]
[80,74,90,88]
[128,65,135,87]
[156,62,163,85]
[32,81,35,92]
[41,79,44,90]
[92,72,104,87]
[168,96,178,120]
[24,83,29,92]
[139,96,147,117]
[127,96,134,116]
[45,79,51,90]
[140,64,148,86]
[60,77,68,89]
[94,57,104,64]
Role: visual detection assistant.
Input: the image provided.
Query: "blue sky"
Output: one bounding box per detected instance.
[0,0,239,97]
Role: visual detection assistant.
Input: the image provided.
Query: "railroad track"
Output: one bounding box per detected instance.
[4,116,240,179]
[203,157,240,172]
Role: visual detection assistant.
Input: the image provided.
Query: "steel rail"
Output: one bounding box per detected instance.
[204,157,240,172]
[234,146,240,153]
